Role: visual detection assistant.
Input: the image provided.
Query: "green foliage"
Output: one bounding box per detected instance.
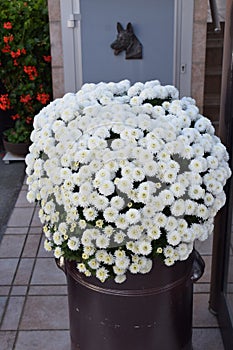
[3,119,31,143]
[0,0,52,143]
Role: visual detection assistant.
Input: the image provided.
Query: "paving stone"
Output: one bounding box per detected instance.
[31,258,66,285]
[15,330,70,350]
[1,296,25,330]
[22,235,41,258]
[14,259,34,285]
[0,235,26,258]
[0,259,18,285]
[19,295,69,330]
[0,331,17,350]
[7,207,34,227]
[193,293,218,327]
[192,328,224,350]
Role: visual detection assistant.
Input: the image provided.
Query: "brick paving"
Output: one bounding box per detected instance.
[0,179,225,349]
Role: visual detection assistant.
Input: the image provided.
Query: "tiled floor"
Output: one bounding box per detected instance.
[0,179,225,349]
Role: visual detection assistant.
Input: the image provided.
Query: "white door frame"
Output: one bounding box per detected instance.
[60,0,194,96]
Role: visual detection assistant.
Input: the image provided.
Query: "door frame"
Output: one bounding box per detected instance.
[209,0,233,348]
[60,0,194,96]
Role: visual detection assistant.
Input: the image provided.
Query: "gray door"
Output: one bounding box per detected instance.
[79,0,174,84]
[60,0,194,95]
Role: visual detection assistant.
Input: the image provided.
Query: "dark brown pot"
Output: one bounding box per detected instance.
[3,139,30,156]
[56,250,204,350]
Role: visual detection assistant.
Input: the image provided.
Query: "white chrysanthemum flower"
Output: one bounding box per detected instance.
[103,207,118,222]
[54,246,63,259]
[167,230,181,246]
[158,189,175,206]
[196,204,209,219]
[53,231,63,245]
[96,267,109,282]
[114,231,126,245]
[115,214,128,229]
[110,196,125,210]
[44,239,52,252]
[189,158,204,173]
[98,180,115,196]
[116,177,133,193]
[154,213,167,227]
[185,199,197,215]
[138,240,152,255]
[115,256,130,269]
[67,236,80,251]
[125,208,141,224]
[148,226,162,239]
[127,225,143,240]
[188,185,205,200]
[170,182,186,198]
[165,216,178,232]
[129,262,140,274]
[170,199,186,216]
[88,258,100,270]
[114,274,127,283]
[83,207,98,221]
[143,161,158,177]
[163,169,177,184]
[204,193,215,206]
[96,235,110,249]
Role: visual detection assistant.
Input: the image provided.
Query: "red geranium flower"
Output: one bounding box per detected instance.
[43,55,51,62]
[20,94,32,103]
[11,114,21,120]
[36,92,50,104]
[0,94,11,110]
[3,22,12,29]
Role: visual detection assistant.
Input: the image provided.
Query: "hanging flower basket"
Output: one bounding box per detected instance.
[25,79,231,349]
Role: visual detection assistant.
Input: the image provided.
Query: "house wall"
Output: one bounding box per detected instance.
[191,0,208,113]
[47,0,209,109]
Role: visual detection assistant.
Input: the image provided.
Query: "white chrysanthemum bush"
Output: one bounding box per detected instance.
[26,79,231,283]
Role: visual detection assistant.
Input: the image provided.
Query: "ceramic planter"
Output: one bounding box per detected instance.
[56,249,205,350]
[3,139,30,157]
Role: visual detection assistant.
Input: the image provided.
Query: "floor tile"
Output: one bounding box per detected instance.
[13,259,35,285]
[14,190,34,208]
[0,287,10,296]
[194,282,210,293]
[0,297,8,323]
[0,259,18,285]
[15,330,70,350]
[0,235,26,258]
[19,296,69,330]
[195,235,213,255]
[197,255,211,283]
[11,286,28,296]
[0,331,17,350]
[28,227,42,234]
[28,285,67,296]
[192,328,224,349]
[31,258,66,285]
[1,296,25,330]
[193,293,218,327]
[22,235,41,258]
[7,207,34,227]
[37,237,53,257]
[30,208,42,227]
[4,227,28,235]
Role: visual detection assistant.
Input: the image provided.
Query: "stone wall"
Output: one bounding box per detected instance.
[191,0,209,112]
[47,0,64,99]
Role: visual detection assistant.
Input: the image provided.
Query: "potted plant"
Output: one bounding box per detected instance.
[0,0,52,156]
[26,80,231,350]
